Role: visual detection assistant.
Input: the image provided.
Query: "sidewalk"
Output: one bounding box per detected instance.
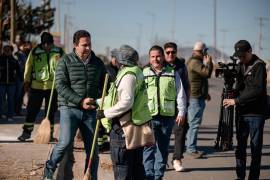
[0,78,269,179]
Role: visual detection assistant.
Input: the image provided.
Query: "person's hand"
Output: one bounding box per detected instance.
[81,98,96,110]
[96,110,105,119]
[204,54,212,63]
[175,116,185,126]
[24,82,30,92]
[223,99,236,108]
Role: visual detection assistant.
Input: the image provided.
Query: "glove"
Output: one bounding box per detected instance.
[96,110,105,119]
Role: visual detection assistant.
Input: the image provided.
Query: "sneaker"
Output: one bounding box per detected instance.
[172,160,185,172]
[17,131,31,141]
[186,151,204,159]
[43,167,54,180]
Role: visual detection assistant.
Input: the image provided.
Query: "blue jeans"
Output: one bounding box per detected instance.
[143,116,174,180]
[186,98,205,152]
[0,84,16,117]
[46,106,99,180]
[235,116,265,180]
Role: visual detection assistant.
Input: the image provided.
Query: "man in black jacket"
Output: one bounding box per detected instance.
[164,42,189,172]
[223,40,267,180]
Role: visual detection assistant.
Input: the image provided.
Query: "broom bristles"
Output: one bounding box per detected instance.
[34,117,51,144]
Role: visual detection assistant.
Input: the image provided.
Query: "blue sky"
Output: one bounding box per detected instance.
[32,0,270,60]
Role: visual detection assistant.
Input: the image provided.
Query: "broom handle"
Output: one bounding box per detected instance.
[45,73,56,118]
[85,74,109,179]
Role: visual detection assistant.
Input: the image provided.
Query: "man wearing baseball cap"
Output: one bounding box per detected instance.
[223,40,267,180]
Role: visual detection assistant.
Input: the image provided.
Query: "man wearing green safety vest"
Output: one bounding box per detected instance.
[143,45,187,180]
[96,45,154,180]
[18,32,64,142]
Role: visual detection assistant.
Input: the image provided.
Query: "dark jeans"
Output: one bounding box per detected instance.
[110,122,145,180]
[0,84,16,117]
[235,116,265,180]
[22,88,57,134]
[14,80,24,114]
[172,119,188,160]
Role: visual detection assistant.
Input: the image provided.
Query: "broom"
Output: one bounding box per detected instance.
[34,75,56,144]
[83,74,109,180]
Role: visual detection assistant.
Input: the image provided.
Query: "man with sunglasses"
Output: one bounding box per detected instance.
[164,42,189,172]
[186,41,213,158]
[223,40,267,180]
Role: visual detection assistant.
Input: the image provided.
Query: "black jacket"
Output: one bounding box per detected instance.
[0,54,22,84]
[236,55,267,116]
[166,57,190,97]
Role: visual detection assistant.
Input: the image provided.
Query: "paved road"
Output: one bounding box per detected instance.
[0,78,269,180]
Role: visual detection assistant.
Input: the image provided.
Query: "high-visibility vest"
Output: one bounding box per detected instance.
[143,66,177,116]
[31,45,63,82]
[101,66,151,132]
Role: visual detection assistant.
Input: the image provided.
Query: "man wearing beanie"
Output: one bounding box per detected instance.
[223,40,267,180]
[96,45,154,180]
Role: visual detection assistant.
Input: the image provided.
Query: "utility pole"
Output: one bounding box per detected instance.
[63,1,74,52]
[220,29,228,61]
[57,0,61,33]
[136,22,142,54]
[10,0,15,43]
[171,0,176,41]
[64,14,69,52]
[256,17,269,57]
[213,0,217,60]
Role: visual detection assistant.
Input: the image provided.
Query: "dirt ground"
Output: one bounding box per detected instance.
[0,143,48,180]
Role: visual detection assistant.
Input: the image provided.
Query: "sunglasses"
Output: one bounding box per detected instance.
[165,51,176,55]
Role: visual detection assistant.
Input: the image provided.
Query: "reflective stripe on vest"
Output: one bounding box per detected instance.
[32,46,62,82]
[101,66,152,132]
[143,66,176,116]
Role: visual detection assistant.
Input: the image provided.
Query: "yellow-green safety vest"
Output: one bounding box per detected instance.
[101,66,152,132]
[32,46,63,82]
[143,66,177,116]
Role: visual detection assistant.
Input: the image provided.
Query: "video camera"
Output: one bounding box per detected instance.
[215,56,239,85]
[214,55,239,151]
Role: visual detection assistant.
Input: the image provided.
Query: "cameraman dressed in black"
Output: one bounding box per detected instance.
[223,40,267,180]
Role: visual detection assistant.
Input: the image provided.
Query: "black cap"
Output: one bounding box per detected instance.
[234,40,251,57]
[41,32,54,44]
